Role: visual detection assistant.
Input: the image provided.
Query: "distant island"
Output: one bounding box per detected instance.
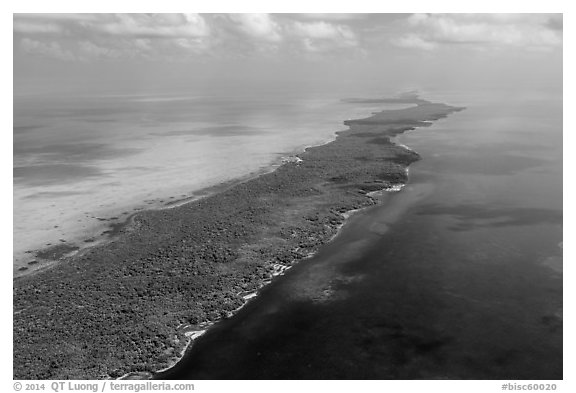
[13,96,464,379]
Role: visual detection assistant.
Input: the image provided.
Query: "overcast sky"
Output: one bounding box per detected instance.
[13,13,563,96]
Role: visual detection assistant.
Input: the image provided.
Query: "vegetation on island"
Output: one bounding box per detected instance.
[14,99,463,379]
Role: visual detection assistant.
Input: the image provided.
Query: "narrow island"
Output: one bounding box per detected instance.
[13,96,464,379]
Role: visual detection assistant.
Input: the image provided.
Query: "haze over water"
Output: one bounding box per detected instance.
[13,14,561,276]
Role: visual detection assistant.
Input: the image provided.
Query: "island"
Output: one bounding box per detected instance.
[13,97,464,379]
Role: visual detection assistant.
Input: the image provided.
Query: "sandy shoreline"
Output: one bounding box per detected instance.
[14,133,342,279]
[13,96,464,379]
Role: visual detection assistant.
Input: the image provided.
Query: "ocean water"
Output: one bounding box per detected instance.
[13,91,413,274]
[157,87,563,379]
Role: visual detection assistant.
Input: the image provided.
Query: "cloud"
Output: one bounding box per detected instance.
[297,14,367,21]
[14,13,364,61]
[20,38,76,61]
[96,14,210,38]
[78,41,124,60]
[13,14,100,37]
[13,21,64,35]
[14,13,210,39]
[290,21,357,53]
[173,37,211,54]
[18,13,559,62]
[14,13,563,61]
[228,14,282,42]
[15,13,96,22]
[393,13,563,50]
[292,21,354,40]
[14,13,214,61]
[392,34,437,50]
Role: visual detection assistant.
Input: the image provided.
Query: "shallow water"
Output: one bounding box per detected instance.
[157,89,562,379]
[13,92,412,273]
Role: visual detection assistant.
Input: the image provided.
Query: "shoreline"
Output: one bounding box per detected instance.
[14,132,344,280]
[140,196,375,381]
[14,96,464,379]
[145,126,421,381]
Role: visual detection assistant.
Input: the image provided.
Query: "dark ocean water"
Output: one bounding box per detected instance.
[157,89,562,379]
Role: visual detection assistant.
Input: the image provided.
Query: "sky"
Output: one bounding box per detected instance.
[13,13,563,96]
